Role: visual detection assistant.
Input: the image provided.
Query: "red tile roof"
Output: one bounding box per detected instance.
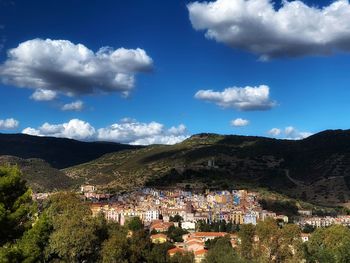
[194,249,208,256]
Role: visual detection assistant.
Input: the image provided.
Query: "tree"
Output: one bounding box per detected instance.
[169,214,183,223]
[146,242,173,263]
[0,166,35,246]
[101,227,129,263]
[17,213,53,263]
[127,217,143,232]
[305,225,350,263]
[252,219,304,263]
[45,192,100,262]
[204,236,243,263]
[278,223,303,262]
[302,224,315,233]
[128,230,152,263]
[169,251,194,263]
[237,224,255,261]
[255,218,280,262]
[167,226,188,242]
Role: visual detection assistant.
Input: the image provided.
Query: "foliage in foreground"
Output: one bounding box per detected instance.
[2,165,350,263]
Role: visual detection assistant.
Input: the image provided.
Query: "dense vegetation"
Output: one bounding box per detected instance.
[2,165,350,263]
[0,156,75,192]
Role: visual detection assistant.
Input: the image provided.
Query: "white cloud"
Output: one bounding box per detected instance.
[284,126,313,140]
[188,0,350,59]
[22,119,96,141]
[30,89,57,101]
[168,124,187,135]
[267,126,312,139]
[61,100,84,111]
[97,120,189,145]
[231,118,249,127]
[194,85,275,111]
[0,38,153,97]
[268,128,281,136]
[0,118,19,129]
[22,118,189,145]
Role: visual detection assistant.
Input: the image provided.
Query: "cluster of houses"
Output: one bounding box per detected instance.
[86,187,290,262]
[298,215,350,228]
[148,220,230,263]
[87,187,289,228]
[31,185,350,262]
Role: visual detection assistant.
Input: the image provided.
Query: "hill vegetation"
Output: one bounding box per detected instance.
[0,155,77,192]
[0,133,141,169]
[64,130,350,205]
[2,130,350,205]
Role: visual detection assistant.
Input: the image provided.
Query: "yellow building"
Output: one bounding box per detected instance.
[231,211,244,225]
[150,233,168,244]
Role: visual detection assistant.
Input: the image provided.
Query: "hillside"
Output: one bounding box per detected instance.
[0,155,77,192]
[0,133,141,168]
[64,130,350,206]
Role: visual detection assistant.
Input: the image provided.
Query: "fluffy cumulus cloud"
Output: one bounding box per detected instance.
[61,100,84,111]
[0,118,19,130]
[22,118,189,145]
[194,85,275,111]
[0,38,153,97]
[188,0,350,59]
[268,128,281,136]
[230,118,249,127]
[30,89,57,101]
[22,119,96,141]
[267,126,312,139]
[97,120,189,145]
[284,126,313,140]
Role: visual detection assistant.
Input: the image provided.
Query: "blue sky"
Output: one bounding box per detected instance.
[0,0,350,144]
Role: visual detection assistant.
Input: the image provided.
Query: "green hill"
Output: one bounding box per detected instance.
[0,133,141,168]
[0,155,77,192]
[64,130,350,206]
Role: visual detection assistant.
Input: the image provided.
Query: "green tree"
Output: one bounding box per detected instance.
[204,236,243,263]
[128,230,152,263]
[278,223,303,262]
[169,214,183,223]
[237,223,255,260]
[45,192,100,262]
[169,251,194,263]
[255,218,280,262]
[127,216,143,232]
[302,224,315,233]
[253,219,304,263]
[305,225,350,263]
[0,166,34,245]
[167,226,188,242]
[100,227,129,263]
[146,242,173,263]
[17,212,53,263]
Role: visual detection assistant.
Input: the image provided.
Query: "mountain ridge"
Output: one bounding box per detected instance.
[0,133,141,169]
[1,130,350,206]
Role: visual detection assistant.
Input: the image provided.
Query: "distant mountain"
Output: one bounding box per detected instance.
[0,133,141,169]
[2,131,350,205]
[64,130,350,206]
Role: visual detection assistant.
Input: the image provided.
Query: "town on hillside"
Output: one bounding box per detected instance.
[33,185,350,262]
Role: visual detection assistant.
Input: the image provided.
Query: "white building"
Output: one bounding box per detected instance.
[144,210,159,222]
[182,221,196,231]
[243,213,257,225]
